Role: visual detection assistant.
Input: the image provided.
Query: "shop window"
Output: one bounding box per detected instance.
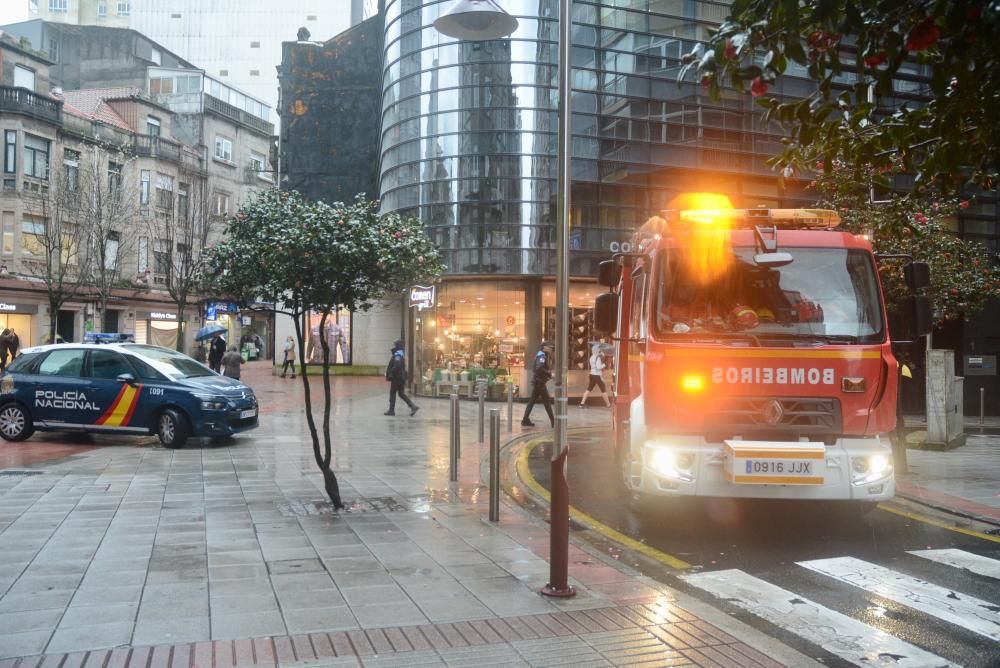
[305,309,352,364]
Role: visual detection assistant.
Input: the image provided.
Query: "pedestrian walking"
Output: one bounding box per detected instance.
[579,343,611,407]
[281,335,296,378]
[221,346,245,380]
[521,341,554,427]
[7,328,19,360]
[208,331,226,372]
[384,339,419,416]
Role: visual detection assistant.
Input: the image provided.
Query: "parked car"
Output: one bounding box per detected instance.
[0,343,258,448]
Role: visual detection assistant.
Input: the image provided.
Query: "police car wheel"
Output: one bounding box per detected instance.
[157,408,189,449]
[0,403,34,442]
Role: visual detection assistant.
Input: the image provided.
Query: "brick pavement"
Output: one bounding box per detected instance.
[0,362,813,667]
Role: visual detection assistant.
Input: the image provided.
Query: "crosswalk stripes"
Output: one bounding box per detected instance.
[798,556,1000,641]
[908,548,1000,581]
[680,569,957,668]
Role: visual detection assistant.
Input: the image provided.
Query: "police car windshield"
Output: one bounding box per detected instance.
[122,344,215,379]
[654,248,884,344]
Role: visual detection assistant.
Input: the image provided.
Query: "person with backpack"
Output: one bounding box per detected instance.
[385,339,419,416]
[579,343,611,407]
[521,341,555,427]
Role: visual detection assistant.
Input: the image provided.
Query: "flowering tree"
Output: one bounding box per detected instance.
[206,190,444,508]
[681,0,998,194]
[811,162,1000,325]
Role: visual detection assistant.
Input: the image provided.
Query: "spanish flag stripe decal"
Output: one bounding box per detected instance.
[96,385,129,425]
[96,385,141,427]
[120,385,143,426]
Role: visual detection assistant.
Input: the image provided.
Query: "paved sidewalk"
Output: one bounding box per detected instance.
[0,364,807,667]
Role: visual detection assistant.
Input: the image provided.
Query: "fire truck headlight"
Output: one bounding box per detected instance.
[852,454,892,484]
[870,454,890,476]
[650,448,694,480]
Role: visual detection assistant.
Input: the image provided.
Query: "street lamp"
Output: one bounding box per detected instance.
[432,0,575,598]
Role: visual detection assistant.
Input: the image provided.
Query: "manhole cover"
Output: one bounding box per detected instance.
[0,470,45,477]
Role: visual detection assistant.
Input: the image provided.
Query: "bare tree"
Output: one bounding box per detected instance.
[143,173,218,353]
[20,158,94,344]
[79,148,141,331]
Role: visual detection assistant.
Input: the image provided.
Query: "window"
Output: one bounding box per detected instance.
[150,48,161,66]
[250,41,260,48]
[60,222,78,265]
[213,192,230,216]
[214,136,233,162]
[38,349,85,377]
[4,131,16,175]
[137,236,148,273]
[89,350,134,380]
[249,151,271,181]
[149,77,173,95]
[219,69,229,77]
[48,38,59,62]
[153,238,170,275]
[140,170,150,205]
[14,66,35,91]
[249,70,260,77]
[63,149,80,192]
[21,216,46,257]
[98,2,107,17]
[177,182,189,219]
[23,134,50,180]
[146,116,161,137]
[108,161,122,199]
[117,2,130,16]
[176,76,200,94]
[104,231,120,271]
[48,0,67,12]
[155,173,173,209]
[2,211,14,255]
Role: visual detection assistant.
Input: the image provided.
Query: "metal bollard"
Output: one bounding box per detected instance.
[981,386,985,427]
[507,381,514,432]
[449,393,459,481]
[478,378,486,443]
[489,408,500,522]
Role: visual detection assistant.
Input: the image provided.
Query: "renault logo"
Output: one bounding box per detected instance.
[762,400,784,426]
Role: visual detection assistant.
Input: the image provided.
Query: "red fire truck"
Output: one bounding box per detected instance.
[593,201,930,509]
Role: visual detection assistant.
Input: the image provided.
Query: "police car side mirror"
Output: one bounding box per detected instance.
[116,373,137,386]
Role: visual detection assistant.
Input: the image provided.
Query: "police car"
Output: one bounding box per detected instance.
[0,343,258,448]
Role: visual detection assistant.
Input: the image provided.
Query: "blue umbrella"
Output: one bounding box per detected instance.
[195,324,227,342]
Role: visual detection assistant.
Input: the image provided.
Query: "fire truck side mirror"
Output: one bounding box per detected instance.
[593,293,618,334]
[903,261,930,290]
[907,295,932,338]
[598,260,621,288]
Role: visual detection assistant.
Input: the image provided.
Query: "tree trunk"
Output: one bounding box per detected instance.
[294,306,344,509]
[176,301,186,353]
[48,299,60,344]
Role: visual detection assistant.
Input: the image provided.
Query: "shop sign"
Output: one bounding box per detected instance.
[0,303,16,312]
[150,312,177,320]
[409,285,435,310]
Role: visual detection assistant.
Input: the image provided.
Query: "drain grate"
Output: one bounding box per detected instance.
[0,470,45,478]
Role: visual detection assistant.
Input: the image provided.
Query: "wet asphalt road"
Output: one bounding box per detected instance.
[526,430,1000,668]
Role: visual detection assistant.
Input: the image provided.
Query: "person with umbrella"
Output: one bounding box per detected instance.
[208,331,226,372]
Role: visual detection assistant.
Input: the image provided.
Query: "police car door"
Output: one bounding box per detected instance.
[85,349,147,433]
[32,348,94,428]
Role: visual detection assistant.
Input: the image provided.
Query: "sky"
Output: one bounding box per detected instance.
[0,3,30,27]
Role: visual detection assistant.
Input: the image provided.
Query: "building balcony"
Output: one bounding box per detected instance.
[0,86,62,125]
[204,94,275,136]
[133,134,182,163]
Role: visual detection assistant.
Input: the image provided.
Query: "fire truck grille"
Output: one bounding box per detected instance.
[709,397,841,435]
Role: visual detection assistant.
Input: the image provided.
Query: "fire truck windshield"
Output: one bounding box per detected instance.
[654,247,884,344]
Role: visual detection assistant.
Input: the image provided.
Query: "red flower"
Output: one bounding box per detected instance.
[959,200,970,209]
[905,18,940,52]
[750,76,768,97]
[393,231,402,238]
[724,39,738,60]
[863,52,886,68]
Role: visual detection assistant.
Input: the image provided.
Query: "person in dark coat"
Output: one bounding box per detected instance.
[221,346,245,380]
[522,341,555,427]
[6,329,19,360]
[208,332,226,372]
[385,339,418,416]
[0,328,10,372]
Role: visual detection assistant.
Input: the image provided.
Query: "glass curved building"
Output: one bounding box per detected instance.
[378,0,818,396]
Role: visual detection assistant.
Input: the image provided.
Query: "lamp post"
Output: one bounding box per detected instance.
[434,0,575,598]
